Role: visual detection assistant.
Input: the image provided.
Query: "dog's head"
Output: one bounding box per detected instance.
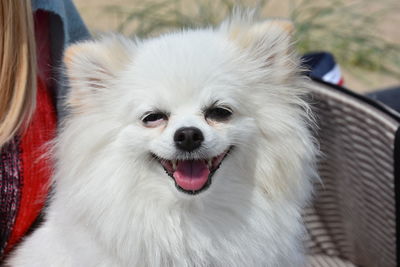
[61,14,316,203]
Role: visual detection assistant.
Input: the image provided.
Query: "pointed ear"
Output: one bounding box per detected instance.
[63,35,134,111]
[221,16,297,80]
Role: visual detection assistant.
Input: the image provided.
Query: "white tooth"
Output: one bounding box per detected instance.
[207,159,212,168]
[172,160,177,170]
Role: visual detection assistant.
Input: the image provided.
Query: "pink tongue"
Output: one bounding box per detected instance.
[173,160,210,191]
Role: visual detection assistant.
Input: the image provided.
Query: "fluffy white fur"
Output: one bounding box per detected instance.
[8,12,317,267]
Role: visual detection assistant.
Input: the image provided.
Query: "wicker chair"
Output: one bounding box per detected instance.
[305,79,400,267]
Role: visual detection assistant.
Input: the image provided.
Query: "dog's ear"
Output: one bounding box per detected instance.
[63,35,134,111]
[221,14,297,80]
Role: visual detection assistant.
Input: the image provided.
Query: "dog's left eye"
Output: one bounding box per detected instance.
[205,107,232,122]
[142,112,168,127]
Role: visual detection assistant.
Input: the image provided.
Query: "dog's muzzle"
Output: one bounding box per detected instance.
[153,147,231,195]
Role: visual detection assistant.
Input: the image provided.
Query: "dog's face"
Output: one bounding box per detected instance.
[131,75,241,195]
[109,32,258,196]
[62,17,315,202]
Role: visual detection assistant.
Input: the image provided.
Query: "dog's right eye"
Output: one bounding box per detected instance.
[142,112,168,127]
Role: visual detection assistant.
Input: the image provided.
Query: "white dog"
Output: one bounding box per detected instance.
[8,11,317,267]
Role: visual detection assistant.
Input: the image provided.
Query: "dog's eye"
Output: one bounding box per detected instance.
[205,107,232,122]
[142,112,168,127]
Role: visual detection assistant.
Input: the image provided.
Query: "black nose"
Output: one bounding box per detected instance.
[174,127,204,152]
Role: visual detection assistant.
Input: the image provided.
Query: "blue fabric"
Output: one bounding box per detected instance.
[32,0,91,119]
[32,0,90,47]
[301,52,337,80]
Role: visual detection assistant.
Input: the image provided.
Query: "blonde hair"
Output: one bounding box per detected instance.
[0,0,36,147]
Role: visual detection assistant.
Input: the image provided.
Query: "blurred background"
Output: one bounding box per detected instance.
[73,0,400,93]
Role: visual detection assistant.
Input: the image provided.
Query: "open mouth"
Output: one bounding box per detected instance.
[153,148,231,195]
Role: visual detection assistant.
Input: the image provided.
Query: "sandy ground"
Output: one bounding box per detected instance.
[73,0,400,93]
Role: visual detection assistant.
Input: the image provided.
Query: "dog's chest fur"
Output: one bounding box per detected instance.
[48,191,305,267]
